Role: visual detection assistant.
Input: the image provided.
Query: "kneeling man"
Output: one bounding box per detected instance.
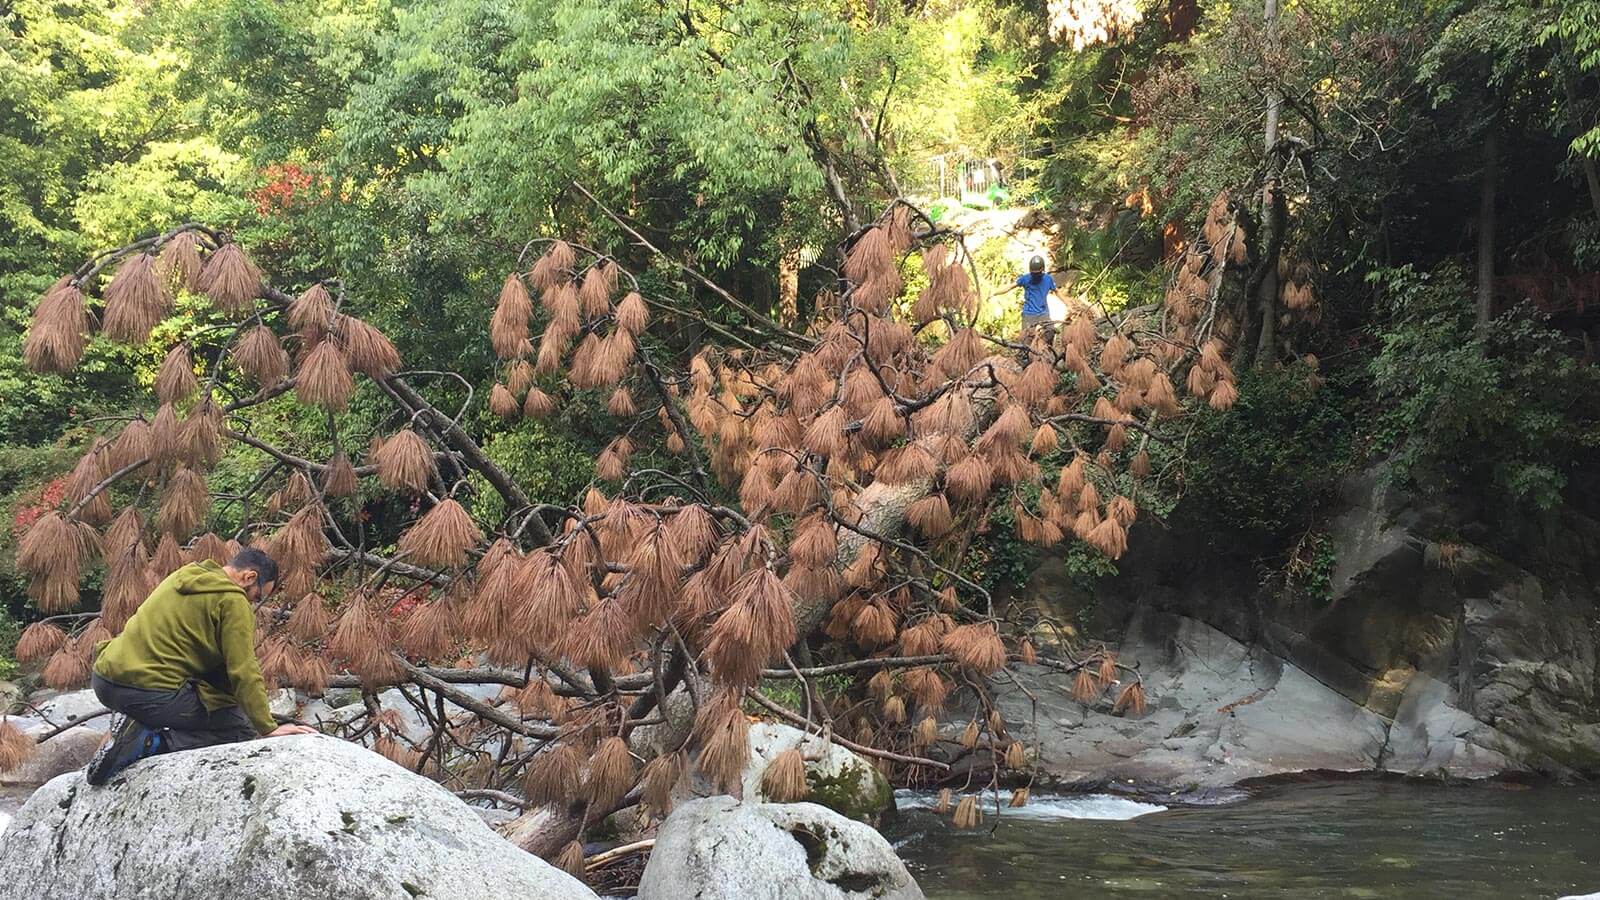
[86,547,315,785]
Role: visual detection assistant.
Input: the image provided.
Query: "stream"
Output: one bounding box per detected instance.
[887,780,1600,899]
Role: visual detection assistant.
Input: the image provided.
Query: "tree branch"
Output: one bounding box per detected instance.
[570,180,812,349]
[746,688,950,771]
[397,657,560,738]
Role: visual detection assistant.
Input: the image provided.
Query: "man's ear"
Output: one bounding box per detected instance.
[237,568,258,588]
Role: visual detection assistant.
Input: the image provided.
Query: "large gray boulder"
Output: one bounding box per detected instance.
[744,723,891,820]
[673,722,892,822]
[638,796,923,900]
[26,688,110,731]
[0,733,597,900]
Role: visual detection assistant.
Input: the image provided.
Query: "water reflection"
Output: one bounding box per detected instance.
[887,780,1600,899]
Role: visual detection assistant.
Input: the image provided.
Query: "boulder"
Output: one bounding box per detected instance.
[0,722,105,787]
[0,681,22,715]
[670,721,892,823]
[21,687,294,730]
[0,787,22,837]
[0,734,598,900]
[627,686,696,760]
[267,688,297,719]
[741,723,892,821]
[26,688,110,731]
[315,684,505,742]
[638,796,924,900]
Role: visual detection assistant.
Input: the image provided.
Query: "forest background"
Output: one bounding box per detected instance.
[4,0,1600,676]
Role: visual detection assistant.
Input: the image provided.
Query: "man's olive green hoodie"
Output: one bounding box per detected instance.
[93,560,275,736]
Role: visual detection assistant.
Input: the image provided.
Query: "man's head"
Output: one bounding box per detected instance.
[224,547,279,603]
[1029,255,1046,273]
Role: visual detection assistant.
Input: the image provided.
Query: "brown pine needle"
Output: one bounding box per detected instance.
[761,747,810,802]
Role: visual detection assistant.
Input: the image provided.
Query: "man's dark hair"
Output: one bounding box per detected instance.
[230,547,280,590]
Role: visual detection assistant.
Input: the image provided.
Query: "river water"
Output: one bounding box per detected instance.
[888,780,1600,899]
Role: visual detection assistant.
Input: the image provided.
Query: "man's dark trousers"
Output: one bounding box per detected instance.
[91,673,257,752]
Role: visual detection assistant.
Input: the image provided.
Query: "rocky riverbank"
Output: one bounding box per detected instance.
[0,732,922,900]
[982,465,1600,793]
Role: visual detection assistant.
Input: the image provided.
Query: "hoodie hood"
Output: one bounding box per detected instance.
[173,559,244,597]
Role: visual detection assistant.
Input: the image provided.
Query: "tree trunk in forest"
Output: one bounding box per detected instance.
[1580,156,1600,221]
[1558,48,1600,220]
[805,123,863,234]
[1253,185,1282,368]
[1253,0,1282,370]
[1477,124,1498,335]
[778,248,801,326]
[1167,0,1201,41]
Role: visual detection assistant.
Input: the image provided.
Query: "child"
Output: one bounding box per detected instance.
[1000,255,1058,334]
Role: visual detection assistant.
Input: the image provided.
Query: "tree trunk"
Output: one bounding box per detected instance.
[1167,0,1202,40]
[793,359,1014,639]
[778,248,801,326]
[805,123,862,234]
[503,804,586,861]
[1477,124,1498,334]
[1558,46,1600,220]
[1253,184,1283,368]
[1580,156,1600,221]
[1254,0,1282,369]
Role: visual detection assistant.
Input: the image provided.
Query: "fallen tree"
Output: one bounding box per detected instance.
[3,191,1242,878]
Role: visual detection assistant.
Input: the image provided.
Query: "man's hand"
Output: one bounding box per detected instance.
[268,724,319,738]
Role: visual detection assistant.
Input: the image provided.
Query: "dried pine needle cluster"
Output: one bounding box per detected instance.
[11,202,1212,850]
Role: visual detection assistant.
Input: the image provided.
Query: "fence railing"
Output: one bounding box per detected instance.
[901,143,1041,206]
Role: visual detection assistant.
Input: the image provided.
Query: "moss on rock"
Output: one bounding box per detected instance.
[804,758,893,823]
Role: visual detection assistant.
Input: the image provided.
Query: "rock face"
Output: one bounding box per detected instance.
[969,612,1521,789]
[1004,464,1600,789]
[638,796,924,900]
[0,734,597,900]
